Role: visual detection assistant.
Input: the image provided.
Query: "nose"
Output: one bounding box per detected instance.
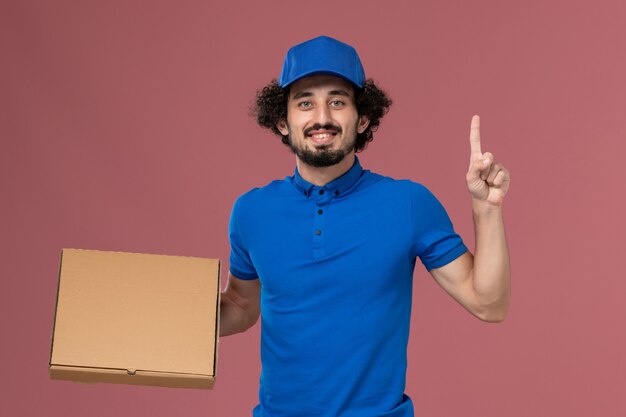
[314,103,332,124]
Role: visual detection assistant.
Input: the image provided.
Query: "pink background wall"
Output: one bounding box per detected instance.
[2,1,625,416]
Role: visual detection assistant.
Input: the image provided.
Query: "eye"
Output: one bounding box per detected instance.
[329,100,345,107]
[297,101,312,109]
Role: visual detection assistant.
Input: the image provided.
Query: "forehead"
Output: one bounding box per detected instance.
[288,74,355,99]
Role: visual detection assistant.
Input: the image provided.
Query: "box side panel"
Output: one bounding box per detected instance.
[214,261,221,378]
[49,249,65,366]
[50,365,214,390]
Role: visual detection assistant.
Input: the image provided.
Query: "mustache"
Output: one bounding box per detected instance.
[303,124,342,136]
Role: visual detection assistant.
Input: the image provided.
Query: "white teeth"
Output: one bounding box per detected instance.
[312,133,331,139]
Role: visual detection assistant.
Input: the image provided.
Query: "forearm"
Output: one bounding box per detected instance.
[219,291,259,337]
[470,199,511,321]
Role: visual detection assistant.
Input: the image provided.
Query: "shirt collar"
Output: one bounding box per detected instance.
[292,156,364,197]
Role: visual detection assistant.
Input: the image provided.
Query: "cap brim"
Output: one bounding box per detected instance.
[280,70,363,89]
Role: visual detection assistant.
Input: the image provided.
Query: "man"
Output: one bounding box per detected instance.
[220,36,510,417]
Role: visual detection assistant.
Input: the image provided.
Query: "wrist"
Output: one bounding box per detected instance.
[472,198,504,218]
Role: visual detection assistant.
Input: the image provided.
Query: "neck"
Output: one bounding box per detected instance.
[296,152,356,187]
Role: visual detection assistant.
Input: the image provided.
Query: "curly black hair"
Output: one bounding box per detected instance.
[253,78,392,153]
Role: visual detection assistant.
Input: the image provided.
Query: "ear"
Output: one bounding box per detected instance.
[276,120,289,136]
[357,115,370,134]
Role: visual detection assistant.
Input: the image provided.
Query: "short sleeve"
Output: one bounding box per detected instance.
[228,197,259,280]
[410,183,468,271]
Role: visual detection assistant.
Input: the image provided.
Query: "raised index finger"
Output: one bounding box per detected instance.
[469,115,482,158]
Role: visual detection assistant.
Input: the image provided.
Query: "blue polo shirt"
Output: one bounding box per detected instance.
[229,157,467,417]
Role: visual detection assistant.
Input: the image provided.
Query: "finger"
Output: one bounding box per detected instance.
[469,115,482,159]
[486,162,502,184]
[492,169,508,187]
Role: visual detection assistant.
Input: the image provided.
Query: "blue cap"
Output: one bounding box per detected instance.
[278,36,365,88]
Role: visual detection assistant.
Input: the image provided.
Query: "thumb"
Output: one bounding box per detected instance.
[467,153,491,180]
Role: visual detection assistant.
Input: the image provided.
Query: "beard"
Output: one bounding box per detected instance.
[286,123,357,168]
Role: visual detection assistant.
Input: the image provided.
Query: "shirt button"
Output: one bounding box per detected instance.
[315,229,322,235]
[335,190,340,196]
[317,209,323,215]
[319,190,325,195]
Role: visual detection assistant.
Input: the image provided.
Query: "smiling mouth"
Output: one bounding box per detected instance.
[308,132,337,144]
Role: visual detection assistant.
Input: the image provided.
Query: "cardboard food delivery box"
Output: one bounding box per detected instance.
[49,248,220,389]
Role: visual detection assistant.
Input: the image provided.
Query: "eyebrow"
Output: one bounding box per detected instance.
[292,91,313,100]
[292,89,353,100]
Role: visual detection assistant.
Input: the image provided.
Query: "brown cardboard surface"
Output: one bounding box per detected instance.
[50,248,220,389]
